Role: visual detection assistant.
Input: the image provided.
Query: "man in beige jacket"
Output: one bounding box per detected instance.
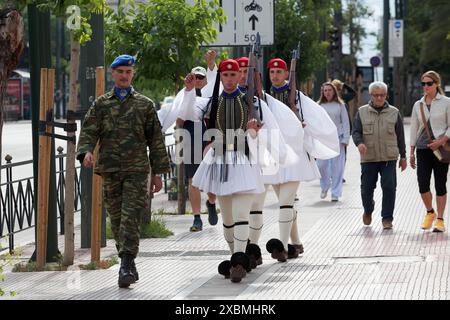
[352,81,407,229]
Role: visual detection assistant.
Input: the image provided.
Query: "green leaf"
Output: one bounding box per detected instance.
[105,0,225,90]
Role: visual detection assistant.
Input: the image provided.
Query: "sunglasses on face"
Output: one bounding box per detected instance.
[421,81,435,87]
[195,74,206,80]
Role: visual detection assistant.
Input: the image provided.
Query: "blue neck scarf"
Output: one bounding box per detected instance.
[271,83,289,93]
[238,85,247,93]
[114,86,133,101]
[221,88,241,98]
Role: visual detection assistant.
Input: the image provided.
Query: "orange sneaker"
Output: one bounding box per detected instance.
[433,219,445,233]
[421,212,436,230]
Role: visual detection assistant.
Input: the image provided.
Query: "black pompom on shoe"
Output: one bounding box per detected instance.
[230,252,250,283]
[293,244,304,255]
[230,252,250,270]
[246,243,262,269]
[287,244,299,259]
[266,238,287,262]
[218,260,231,279]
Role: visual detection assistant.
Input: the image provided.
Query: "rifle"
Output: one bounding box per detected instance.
[244,32,263,124]
[288,41,302,121]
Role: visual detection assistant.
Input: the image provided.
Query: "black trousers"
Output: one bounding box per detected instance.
[416,149,449,196]
[361,161,397,220]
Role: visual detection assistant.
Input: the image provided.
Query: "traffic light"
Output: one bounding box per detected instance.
[328,27,340,51]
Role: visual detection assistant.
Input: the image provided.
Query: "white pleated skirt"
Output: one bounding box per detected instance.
[262,150,321,185]
[192,149,265,196]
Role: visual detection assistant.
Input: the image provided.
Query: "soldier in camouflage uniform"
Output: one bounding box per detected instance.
[76,54,170,288]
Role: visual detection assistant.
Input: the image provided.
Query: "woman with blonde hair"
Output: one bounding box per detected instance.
[410,70,450,232]
[316,82,350,201]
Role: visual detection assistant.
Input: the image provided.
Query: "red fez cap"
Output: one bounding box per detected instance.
[267,58,288,70]
[219,59,240,72]
[235,57,249,68]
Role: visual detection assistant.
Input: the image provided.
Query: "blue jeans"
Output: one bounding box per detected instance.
[360,161,397,221]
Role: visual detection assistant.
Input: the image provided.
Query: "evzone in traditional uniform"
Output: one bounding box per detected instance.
[243,57,339,262]
[235,56,302,264]
[236,56,250,94]
[178,59,296,282]
[235,56,266,265]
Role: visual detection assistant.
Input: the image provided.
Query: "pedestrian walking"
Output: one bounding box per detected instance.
[352,81,407,229]
[332,79,356,183]
[76,54,171,288]
[410,70,450,232]
[175,51,218,232]
[316,82,350,202]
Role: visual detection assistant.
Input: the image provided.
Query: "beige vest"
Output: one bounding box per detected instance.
[359,104,400,163]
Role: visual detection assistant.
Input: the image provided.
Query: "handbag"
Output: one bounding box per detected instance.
[419,102,450,163]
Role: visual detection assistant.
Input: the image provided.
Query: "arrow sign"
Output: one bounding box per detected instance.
[249,14,259,30]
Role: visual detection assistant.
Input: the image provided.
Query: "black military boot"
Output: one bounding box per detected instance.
[118,253,136,288]
[131,258,139,282]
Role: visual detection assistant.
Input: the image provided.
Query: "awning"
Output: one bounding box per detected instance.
[12,69,30,79]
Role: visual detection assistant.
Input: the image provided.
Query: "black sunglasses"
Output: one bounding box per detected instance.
[195,74,206,80]
[421,81,435,87]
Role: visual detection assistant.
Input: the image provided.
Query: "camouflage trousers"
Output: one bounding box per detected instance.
[102,172,149,258]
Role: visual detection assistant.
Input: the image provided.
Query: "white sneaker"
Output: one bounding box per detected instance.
[331,195,339,202]
[320,189,328,199]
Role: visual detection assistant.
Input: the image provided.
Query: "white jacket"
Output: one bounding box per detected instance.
[410,93,450,146]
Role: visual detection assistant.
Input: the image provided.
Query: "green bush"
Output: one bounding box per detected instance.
[1,243,20,296]
[140,216,173,239]
[79,256,119,270]
[106,215,173,239]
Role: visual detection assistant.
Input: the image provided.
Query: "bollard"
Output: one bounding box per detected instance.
[57,146,65,234]
[5,155,14,254]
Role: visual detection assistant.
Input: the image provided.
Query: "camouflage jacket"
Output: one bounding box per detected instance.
[76,89,171,175]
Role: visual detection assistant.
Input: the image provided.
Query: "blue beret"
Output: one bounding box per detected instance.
[110,54,136,68]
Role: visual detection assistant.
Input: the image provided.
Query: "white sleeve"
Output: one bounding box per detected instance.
[410,102,419,147]
[178,89,211,122]
[248,98,299,168]
[298,91,340,159]
[201,65,218,98]
[445,98,450,139]
[264,93,304,154]
[340,103,351,145]
[157,107,169,128]
[159,90,184,133]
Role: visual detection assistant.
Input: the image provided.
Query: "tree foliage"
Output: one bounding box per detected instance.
[270,0,332,82]
[0,0,106,44]
[342,0,373,56]
[401,0,450,81]
[105,0,226,94]
[34,0,105,44]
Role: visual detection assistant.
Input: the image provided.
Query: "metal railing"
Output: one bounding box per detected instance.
[0,149,82,253]
[0,133,177,253]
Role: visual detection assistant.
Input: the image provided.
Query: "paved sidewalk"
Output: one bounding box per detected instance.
[1,123,450,300]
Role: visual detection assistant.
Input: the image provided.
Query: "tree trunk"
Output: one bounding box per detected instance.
[173,80,186,215]
[0,5,24,184]
[63,35,80,266]
[177,163,186,215]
